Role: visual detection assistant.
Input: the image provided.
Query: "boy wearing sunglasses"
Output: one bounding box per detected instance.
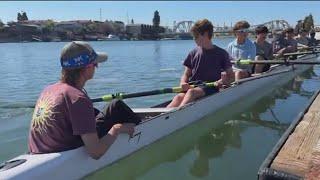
[275,28,298,56]
[227,21,256,80]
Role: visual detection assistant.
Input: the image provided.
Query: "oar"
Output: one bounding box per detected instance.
[298,46,320,51]
[231,59,320,65]
[281,50,320,57]
[91,82,217,102]
[1,82,217,108]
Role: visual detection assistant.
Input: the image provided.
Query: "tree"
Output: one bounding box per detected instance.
[42,20,55,34]
[17,11,28,21]
[303,14,314,32]
[153,10,160,27]
[0,19,4,28]
[22,12,28,21]
[87,22,98,33]
[295,20,303,34]
[17,12,22,21]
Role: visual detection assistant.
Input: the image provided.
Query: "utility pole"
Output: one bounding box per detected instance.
[126,11,129,25]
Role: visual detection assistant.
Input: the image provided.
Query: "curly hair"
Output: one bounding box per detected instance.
[255,25,269,34]
[191,19,214,39]
[233,21,250,31]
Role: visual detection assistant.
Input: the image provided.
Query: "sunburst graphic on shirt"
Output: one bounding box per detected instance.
[31,92,56,134]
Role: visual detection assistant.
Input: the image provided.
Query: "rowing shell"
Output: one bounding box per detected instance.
[0,54,318,179]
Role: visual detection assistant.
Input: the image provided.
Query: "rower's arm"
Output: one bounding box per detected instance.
[81,123,135,160]
[180,67,192,85]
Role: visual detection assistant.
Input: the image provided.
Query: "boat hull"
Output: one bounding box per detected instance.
[0,54,318,180]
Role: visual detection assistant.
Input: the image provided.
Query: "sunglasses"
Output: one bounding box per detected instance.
[236,29,250,33]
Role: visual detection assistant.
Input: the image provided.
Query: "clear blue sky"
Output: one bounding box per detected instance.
[0,1,319,27]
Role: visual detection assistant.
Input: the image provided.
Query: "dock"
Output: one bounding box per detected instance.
[258,90,320,180]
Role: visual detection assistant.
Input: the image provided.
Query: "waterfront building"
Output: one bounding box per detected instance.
[55,21,83,33]
[126,23,165,40]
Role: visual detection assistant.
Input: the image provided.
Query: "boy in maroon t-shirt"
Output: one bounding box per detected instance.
[167,19,233,108]
[29,41,140,159]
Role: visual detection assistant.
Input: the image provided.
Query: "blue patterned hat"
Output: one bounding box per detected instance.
[60,41,108,69]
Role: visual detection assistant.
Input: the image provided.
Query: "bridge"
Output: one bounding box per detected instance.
[172,19,291,34]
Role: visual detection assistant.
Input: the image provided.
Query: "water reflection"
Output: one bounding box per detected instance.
[190,121,243,178]
[189,93,293,178]
[188,69,316,178]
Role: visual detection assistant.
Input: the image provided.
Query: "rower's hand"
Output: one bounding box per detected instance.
[180,82,191,92]
[215,72,229,88]
[277,49,286,57]
[110,123,135,137]
[214,81,224,89]
[221,72,229,85]
[274,54,281,58]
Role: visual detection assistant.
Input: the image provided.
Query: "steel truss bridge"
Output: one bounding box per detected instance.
[172,20,291,34]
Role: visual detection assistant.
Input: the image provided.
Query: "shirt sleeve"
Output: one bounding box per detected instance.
[267,43,274,59]
[68,96,96,135]
[221,51,232,70]
[183,51,193,69]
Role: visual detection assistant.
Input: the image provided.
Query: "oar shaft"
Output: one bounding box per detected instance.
[92,82,216,102]
[91,87,183,102]
[91,88,181,102]
[250,60,319,64]
[298,46,320,50]
[231,60,320,65]
[282,50,320,56]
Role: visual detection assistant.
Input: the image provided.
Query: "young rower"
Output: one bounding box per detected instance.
[167,19,233,108]
[275,28,298,56]
[254,25,273,73]
[272,29,286,54]
[227,20,256,80]
[28,41,141,159]
[308,29,319,47]
[295,29,310,47]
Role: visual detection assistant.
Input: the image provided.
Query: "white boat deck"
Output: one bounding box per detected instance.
[132,107,177,114]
